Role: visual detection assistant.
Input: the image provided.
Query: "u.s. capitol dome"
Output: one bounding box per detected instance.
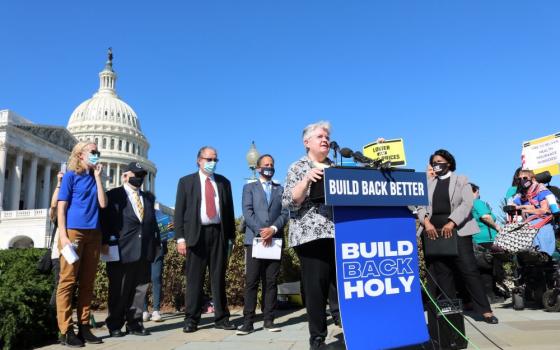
[67,49,157,192]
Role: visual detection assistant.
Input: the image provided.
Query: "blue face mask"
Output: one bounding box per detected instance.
[88,154,100,166]
[204,161,217,174]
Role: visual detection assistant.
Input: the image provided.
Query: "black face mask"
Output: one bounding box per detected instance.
[432,162,449,176]
[260,167,275,179]
[518,178,532,192]
[128,176,144,188]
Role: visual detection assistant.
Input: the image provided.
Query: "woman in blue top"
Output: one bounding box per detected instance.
[56,141,107,347]
[512,169,556,256]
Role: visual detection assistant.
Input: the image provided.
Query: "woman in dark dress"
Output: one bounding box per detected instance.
[416,149,498,324]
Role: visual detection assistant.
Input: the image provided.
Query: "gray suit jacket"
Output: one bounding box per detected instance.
[242,180,289,245]
[416,172,480,237]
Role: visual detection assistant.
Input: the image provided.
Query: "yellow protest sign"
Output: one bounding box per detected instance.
[522,133,560,176]
[363,138,407,167]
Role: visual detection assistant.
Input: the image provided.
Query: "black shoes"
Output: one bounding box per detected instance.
[215,319,236,330]
[183,322,198,333]
[263,320,281,332]
[109,328,125,337]
[332,315,342,328]
[77,324,103,344]
[126,325,151,336]
[236,322,254,335]
[310,336,326,350]
[483,315,499,324]
[60,328,84,348]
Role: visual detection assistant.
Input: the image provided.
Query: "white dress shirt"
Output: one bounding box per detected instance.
[123,182,144,222]
[177,171,223,244]
[199,170,221,225]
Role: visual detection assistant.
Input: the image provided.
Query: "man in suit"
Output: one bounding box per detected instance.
[174,146,236,332]
[102,162,160,337]
[236,154,288,335]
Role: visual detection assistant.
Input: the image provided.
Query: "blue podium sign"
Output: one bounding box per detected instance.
[327,169,429,349]
[324,168,428,207]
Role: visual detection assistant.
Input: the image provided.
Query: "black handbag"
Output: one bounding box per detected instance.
[37,223,58,274]
[473,243,493,269]
[423,228,459,257]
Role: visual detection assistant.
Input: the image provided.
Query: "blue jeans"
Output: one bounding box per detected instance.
[145,243,167,311]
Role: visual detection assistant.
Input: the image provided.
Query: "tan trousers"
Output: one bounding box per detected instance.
[56,229,101,334]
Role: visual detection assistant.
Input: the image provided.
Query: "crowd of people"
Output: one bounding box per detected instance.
[45,121,559,350]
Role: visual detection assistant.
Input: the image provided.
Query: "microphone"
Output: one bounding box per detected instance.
[339,147,385,168]
[340,147,354,158]
[329,141,340,151]
[329,141,340,166]
[353,151,376,164]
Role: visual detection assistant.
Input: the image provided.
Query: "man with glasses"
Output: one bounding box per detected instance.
[102,162,161,337]
[174,146,236,333]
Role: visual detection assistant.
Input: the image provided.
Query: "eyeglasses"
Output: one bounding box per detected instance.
[518,177,531,181]
[201,157,218,162]
[431,162,448,166]
[89,150,101,157]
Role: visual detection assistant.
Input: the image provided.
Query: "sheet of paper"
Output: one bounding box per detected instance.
[100,245,120,262]
[252,238,282,260]
[61,244,79,264]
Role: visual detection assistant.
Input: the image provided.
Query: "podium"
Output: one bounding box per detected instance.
[323,167,430,350]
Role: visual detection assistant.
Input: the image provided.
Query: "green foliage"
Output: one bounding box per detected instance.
[92,261,108,309]
[92,219,303,310]
[280,224,301,283]
[161,240,186,309]
[225,230,247,306]
[0,249,57,350]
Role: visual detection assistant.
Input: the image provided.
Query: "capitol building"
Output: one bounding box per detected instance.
[0,50,158,249]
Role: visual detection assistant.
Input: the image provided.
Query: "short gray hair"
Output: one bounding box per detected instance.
[302,120,331,142]
[197,146,217,159]
[196,146,218,167]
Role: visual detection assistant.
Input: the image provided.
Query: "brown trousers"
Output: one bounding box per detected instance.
[56,229,101,334]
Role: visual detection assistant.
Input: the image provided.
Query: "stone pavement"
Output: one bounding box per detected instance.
[38,301,560,350]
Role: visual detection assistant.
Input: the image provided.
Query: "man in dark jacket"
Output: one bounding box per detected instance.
[174,146,236,333]
[102,162,160,337]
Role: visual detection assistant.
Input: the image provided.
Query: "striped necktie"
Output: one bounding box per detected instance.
[132,191,144,221]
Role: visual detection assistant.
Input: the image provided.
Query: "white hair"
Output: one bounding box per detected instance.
[302,120,331,142]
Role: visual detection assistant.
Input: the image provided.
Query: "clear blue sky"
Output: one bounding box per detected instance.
[1,1,559,216]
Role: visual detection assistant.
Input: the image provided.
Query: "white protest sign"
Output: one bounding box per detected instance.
[522,133,560,176]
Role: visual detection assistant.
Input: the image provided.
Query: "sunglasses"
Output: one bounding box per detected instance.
[89,150,101,157]
[518,177,531,181]
[431,162,448,167]
[201,157,218,162]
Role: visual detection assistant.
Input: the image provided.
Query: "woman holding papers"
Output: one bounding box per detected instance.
[416,149,498,325]
[282,121,337,350]
[56,141,107,347]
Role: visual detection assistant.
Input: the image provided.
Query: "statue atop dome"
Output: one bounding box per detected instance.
[108,47,113,63]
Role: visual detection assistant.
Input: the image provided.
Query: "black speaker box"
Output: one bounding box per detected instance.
[427,306,467,349]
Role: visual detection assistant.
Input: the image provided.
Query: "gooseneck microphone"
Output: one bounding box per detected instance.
[330,141,341,166]
[339,147,386,168]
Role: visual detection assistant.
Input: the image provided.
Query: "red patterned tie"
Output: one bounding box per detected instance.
[205,177,217,219]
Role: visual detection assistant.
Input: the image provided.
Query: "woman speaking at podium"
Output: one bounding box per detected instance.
[416,149,498,325]
[282,121,336,350]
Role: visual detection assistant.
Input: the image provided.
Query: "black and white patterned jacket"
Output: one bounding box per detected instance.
[282,156,334,248]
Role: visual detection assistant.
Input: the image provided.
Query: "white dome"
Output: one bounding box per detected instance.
[68,93,142,133]
[66,50,156,191]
